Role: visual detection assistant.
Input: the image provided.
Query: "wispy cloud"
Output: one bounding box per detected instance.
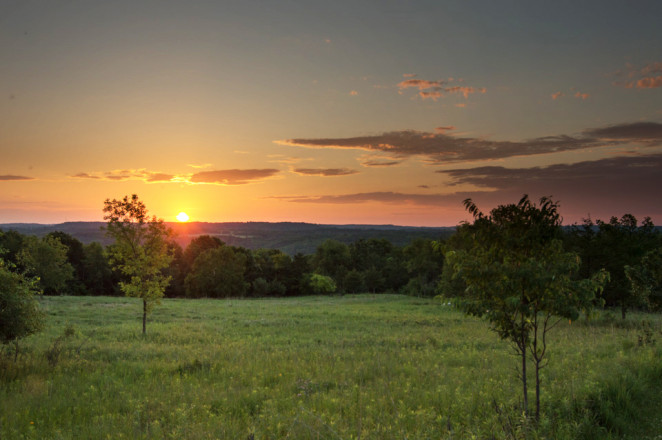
[275,191,457,206]
[190,169,280,185]
[398,76,486,100]
[551,91,564,100]
[583,122,662,145]
[276,121,662,164]
[574,91,590,100]
[292,168,358,176]
[0,175,35,181]
[146,173,175,182]
[187,163,213,169]
[70,172,100,179]
[612,61,662,89]
[360,159,403,167]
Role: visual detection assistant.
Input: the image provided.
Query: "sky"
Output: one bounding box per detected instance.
[1,0,661,226]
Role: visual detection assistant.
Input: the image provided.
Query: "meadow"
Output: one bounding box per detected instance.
[1,295,661,439]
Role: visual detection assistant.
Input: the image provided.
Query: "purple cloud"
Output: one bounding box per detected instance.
[277,121,662,164]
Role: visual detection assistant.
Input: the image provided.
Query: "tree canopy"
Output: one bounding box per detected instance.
[103,194,173,334]
[445,195,608,420]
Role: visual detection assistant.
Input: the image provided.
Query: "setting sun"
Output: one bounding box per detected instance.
[176,212,190,222]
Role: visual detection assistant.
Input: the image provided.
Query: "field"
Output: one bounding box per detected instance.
[1,295,661,439]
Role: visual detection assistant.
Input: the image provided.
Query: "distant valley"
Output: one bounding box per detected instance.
[0,221,456,255]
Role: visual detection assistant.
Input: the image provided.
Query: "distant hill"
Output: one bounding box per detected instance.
[0,221,456,255]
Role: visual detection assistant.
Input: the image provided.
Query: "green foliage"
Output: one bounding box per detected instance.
[0,257,44,357]
[185,246,248,298]
[312,239,350,290]
[81,242,116,295]
[17,235,74,295]
[567,215,660,318]
[446,195,609,419]
[103,194,173,334]
[308,273,336,294]
[626,247,662,312]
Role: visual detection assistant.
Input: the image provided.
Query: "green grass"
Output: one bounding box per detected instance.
[1,295,661,439]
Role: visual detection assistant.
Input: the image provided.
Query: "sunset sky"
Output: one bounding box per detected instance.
[1,0,661,226]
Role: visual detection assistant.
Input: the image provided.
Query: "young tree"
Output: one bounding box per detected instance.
[445,195,608,420]
[0,256,44,361]
[103,195,173,334]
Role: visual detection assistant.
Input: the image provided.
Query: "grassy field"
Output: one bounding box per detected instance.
[1,295,661,439]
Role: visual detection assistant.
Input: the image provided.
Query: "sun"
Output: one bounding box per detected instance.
[176,212,190,222]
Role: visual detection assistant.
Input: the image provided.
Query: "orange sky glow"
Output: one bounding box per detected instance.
[1,1,661,226]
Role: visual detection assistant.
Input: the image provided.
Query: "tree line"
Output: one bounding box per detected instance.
[0,202,660,317]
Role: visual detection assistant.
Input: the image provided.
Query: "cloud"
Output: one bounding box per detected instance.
[583,122,662,145]
[0,175,35,181]
[360,159,403,167]
[398,77,486,100]
[419,91,442,101]
[187,163,212,169]
[70,173,100,179]
[276,191,458,206]
[277,121,662,164]
[292,168,358,176]
[349,90,359,96]
[274,154,662,223]
[445,86,487,98]
[637,75,662,89]
[574,92,590,100]
[551,91,564,100]
[146,173,174,182]
[190,169,280,185]
[612,61,662,89]
[402,73,417,78]
[398,79,444,90]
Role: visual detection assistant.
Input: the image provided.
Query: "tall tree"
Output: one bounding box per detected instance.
[103,194,173,335]
[18,235,74,295]
[446,195,608,420]
[184,246,247,298]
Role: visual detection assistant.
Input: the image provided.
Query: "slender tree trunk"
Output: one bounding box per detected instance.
[14,340,19,362]
[521,334,528,416]
[142,299,147,335]
[621,304,626,320]
[535,359,541,421]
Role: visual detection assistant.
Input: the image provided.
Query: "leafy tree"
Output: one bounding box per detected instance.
[593,215,659,318]
[103,194,173,334]
[313,240,350,290]
[626,247,662,311]
[46,231,86,295]
[308,273,336,295]
[183,235,225,270]
[0,230,25,265]
[446,195,608,420]
[402,238,444,296]
[18,235,74,295]
[0,256,44,360]
[185,246,247,298]
[81,242,115,296]
[344,269,365,293]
